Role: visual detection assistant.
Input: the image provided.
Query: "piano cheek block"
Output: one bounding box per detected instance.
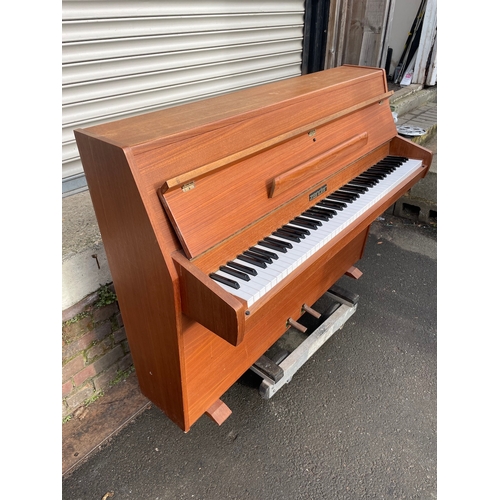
[172,251,247,346]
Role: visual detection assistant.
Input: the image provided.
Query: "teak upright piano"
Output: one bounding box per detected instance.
[75,65,432,431]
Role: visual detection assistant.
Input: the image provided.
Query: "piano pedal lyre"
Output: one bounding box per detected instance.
[253,286,359,399]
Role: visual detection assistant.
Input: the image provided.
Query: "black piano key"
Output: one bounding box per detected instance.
[358,171,382,179]
[299,212,327,223]
[312,205,337,216]
[219,265,250,281]
[259,239,289,253]
[249,246,279,260]
[328,194,355,203]
[344,184,369,193]
[209,273,240,289]
[304,207,335,221]
[272,230,302,243]
[372,161,402,172]
[349,177,376,187]
[281,225,309,237]
[336,188,360,198]
[366,167,389,175]
[366,167,391,179]
[263,237,293,249]
[343,184,367,194]
[375,158,407,166]
[288,224,311,235]
[226,261,258,276]
[243,250,272,264]
[237,253,267,268]
[293,217,322,228]
[355,175,379,185]
[303,208,332,220]
[319,199,346,210]
[385,155,408,162]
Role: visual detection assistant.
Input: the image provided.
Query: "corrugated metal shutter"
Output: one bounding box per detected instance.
[62,0,305,196]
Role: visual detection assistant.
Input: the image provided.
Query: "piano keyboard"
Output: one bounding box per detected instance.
[209,156,423,306]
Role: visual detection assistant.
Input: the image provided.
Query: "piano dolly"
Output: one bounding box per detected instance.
[250,283,359,399]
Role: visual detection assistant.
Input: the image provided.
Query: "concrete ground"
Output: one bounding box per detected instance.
[62,214,437,500]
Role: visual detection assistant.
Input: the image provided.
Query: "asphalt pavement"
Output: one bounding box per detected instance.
[62,213,437,500]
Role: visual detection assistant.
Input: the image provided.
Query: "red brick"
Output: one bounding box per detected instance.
[93,346,123,373]
[116,312,124,328]
[86,336,113,362]
[93,302,119,323]
[65,384,94,411]
[62,380,73,398]
[93,321,113,341]
[62,322,113,363]
[62,354,85,383]
[72,364,97,388]
[94,365,119,393]
[118,353,133,372]
[113,327,127,344]
[62,314,92,344]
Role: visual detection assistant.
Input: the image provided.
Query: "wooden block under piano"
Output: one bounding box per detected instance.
[74,65,433,432]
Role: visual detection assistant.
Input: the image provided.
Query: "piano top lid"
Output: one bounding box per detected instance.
[75,65,388,150]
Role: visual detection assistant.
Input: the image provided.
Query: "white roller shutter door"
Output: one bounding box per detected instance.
[62,0,305,196]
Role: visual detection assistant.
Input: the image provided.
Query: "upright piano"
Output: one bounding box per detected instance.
[74,65,432,432]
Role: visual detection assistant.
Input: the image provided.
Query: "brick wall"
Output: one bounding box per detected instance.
[62,285,134,420]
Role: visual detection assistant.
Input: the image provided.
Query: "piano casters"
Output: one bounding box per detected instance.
[250,284,359,399]
[205,399,232,426]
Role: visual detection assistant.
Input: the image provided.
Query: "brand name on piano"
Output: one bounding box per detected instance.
[309,184,327,201]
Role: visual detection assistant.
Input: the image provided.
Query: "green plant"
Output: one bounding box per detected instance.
[110,366,135,386]
[85,390,103,406]
[62,310,90,327]
[95,284,117,308]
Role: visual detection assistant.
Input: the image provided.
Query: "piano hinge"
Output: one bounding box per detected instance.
[181,181,195,192]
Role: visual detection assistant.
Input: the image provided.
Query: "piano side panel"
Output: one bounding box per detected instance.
[74,132,190,431]
[163,102,396,258]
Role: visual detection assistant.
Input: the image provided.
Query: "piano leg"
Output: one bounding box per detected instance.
[345,266,363,279]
